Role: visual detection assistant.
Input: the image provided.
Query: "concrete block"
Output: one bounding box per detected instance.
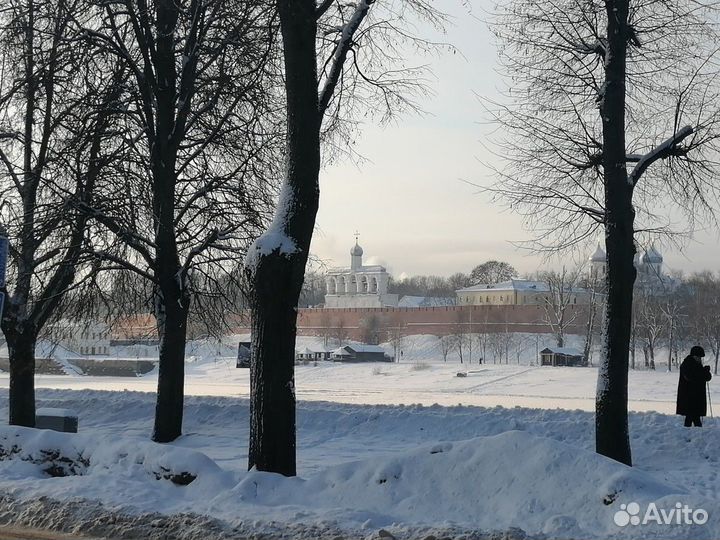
[36,407,78,433]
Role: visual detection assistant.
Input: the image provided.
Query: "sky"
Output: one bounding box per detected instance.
[308,0,720,279]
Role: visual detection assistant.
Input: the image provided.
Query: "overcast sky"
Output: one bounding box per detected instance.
[308,0,720,279]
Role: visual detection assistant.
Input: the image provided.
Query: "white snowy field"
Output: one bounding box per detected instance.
[0,334,718,539]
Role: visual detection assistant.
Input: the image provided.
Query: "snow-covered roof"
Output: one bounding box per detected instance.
[327,264,387,275]
[398,296,456,308]
[331,348,352,356]
[344,344,386,354]
[456,279,550,293]
[540,347,584,356]
[456,279,590,295]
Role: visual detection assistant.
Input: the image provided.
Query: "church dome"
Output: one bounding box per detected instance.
[641,245,663,264]
[589,244,606,262]
[351,242,363,257]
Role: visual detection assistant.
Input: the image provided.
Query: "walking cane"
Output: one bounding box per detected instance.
[708,381,714,420]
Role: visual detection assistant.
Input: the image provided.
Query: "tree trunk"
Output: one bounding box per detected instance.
[596,0,633,467]
[249,253,304,475]
[247,0,320,477]
[649,345,655,370]
[148,0,186,444]
[152,294,188,442]
[7,329,37,427]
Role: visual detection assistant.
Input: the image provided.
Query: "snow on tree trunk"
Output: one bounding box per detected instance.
[595,0,633,467]
[245,0,321,477]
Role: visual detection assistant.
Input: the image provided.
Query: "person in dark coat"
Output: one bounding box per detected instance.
[676,346,713,427]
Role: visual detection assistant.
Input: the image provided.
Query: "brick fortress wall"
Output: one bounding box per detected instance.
[287,304,591,342]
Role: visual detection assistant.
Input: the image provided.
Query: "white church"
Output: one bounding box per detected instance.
[324,238,399,308]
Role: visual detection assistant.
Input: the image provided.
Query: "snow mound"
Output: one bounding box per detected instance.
[0,426,229,493]
[233,430,716,538]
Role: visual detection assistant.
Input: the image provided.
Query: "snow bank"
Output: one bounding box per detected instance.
[231,430,718,539]
[0,425,230,495]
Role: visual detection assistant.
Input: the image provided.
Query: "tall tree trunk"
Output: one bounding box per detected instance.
[247,0,320,476]
[147,0,187,444]
[6,329,37,427]
[152,290,188,442]
[249,253,304,475]
[596,0,633,467]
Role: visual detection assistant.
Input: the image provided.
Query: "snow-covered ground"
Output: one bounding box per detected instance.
[0,334,718,539]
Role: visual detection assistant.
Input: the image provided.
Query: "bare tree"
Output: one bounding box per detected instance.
[489,0,720,465]
[359,314,383,345]
[450,309,469,363]
[386,313,405,361]
[580,272,603,365]
[438,334,453,362]
[332,316,349,347]
[660,289,687,372]
[244,0,445,476]
[0,0,124,426]
[318,310,332,348]
[538,267,583,348]
[635,289,663,370]
[80,0,278,442]
[469,260,516,285]
[688,272,720,374]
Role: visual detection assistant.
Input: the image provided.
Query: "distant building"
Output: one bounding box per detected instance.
[330,344,392,362]
[111,313,159,345]
[47,320,110,356]
[588,243,680,294]
[589,244,607,281]
[455,279,592,306]
[540,347,587,367]
[295,346,331,361]
[324,237,399,308]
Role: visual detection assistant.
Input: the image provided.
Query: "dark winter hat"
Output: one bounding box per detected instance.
[690,346,705,358]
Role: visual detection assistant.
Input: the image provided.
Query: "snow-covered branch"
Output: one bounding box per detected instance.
[575,37,607,57]
[318,0,373,116]
[628,126,694,186]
